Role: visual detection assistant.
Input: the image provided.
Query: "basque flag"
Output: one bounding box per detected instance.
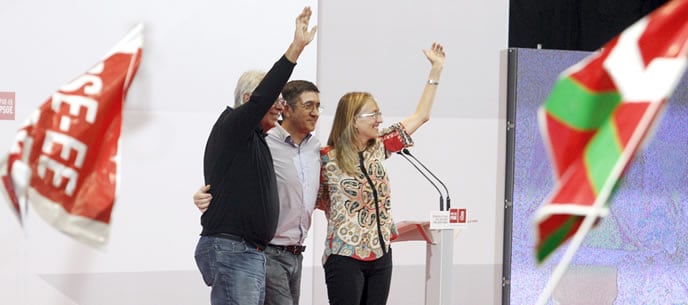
[534,0,688,263]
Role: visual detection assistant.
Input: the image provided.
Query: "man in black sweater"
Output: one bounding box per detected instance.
[194,7,317,305]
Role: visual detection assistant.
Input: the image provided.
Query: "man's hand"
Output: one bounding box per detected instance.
[285,6,318,63]
[194,184,212,213]
[294,6,317,48]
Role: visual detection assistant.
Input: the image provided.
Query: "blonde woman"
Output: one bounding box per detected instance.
[318,43,446,305]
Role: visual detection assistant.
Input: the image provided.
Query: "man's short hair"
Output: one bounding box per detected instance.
[234,70,266,108]
[281,80,319,105]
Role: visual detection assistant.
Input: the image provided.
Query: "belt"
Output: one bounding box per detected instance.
[269,244,306,255]
[209,233,264,251]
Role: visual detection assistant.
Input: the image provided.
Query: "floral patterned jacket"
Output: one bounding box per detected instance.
[317,123,413,263]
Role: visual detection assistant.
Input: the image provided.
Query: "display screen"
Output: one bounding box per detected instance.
[508,48,688,305]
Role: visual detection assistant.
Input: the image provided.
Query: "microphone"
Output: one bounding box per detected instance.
[401,148,451,210]
[396,151,445,211]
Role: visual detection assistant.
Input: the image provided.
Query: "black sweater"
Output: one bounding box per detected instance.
[201,55,295,249]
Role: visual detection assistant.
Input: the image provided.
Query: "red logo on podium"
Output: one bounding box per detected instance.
[449,208,467,224]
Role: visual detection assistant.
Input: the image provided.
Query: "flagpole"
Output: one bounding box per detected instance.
[534,209,599,305]
[535,98,668,305]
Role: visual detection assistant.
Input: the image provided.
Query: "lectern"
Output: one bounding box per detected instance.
[394,221,454,305]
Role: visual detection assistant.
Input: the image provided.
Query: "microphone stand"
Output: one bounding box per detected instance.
[396,148,454,305]
[397,152,445,211]
[402,149,451,209]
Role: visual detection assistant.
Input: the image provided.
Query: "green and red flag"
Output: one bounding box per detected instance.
[534,0,688,263]
[0,24,143,247]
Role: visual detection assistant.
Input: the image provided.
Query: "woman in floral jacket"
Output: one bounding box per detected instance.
[318,42,446,305]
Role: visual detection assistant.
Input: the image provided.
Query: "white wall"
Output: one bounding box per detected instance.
[0,0,508,304]
[0,1,318,304]
[313,1,508,304]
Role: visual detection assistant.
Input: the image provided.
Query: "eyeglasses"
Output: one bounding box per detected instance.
[274,97,287,107]
[357,111,382,119]
[297,101,324,113]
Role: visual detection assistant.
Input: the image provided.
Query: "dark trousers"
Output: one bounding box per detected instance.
[324,250,393,305]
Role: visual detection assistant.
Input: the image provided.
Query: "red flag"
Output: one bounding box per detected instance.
[0,24,143,246]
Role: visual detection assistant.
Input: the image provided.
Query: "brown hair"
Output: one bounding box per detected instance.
[327,92,377,175]
[281,80,319,105]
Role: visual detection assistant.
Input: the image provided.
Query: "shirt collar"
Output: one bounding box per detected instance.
[270,123,312,146]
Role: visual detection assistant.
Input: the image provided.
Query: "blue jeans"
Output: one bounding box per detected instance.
[264,245,303,305]
[195,236,266,305]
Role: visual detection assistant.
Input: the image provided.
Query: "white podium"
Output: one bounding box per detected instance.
[394,221,454,305]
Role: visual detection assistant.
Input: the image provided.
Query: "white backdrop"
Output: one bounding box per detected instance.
[0,0,508,304]
[314,1,508,304]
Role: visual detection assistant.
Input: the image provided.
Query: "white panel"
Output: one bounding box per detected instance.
[316,0,508,119]
[315,0,508,304]
[0,0,509,303]
[0,1,318,304]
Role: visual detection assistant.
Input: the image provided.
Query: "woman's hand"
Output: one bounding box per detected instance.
[423,43,446,67]
[399,43,446,135]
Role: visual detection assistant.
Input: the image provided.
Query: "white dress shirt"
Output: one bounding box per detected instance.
[266,124,321,246]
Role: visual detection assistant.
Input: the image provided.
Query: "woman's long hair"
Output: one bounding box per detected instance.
[327,92,377,175]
